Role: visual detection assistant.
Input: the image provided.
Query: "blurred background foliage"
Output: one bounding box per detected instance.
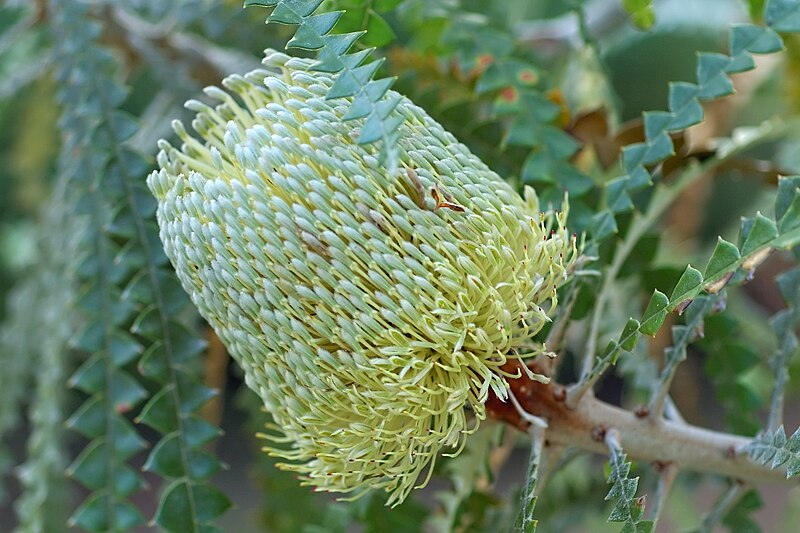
[1,0,799,531]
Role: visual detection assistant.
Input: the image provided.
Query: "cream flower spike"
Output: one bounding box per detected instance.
[148,50,578,506]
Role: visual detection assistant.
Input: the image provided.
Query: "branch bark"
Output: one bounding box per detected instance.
[487,361,795,485]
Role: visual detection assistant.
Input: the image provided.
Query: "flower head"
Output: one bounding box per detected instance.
[148,50,577,505]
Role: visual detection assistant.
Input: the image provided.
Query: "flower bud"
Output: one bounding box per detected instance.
[148,50,576,505]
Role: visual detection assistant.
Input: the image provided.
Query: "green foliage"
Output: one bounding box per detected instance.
[746,426,800,478]
[700,314,764,434]
[585,178,800,384]
[596,15,789,230]
[463,10,593,206]
[40,2,229,532]
[604,435,654,533]
[47,3,148,530]
[622,0,655,30]
[245,0,405,167]
[6,186,76,530]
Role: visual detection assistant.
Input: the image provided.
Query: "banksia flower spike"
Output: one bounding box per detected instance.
[148,50,577,506]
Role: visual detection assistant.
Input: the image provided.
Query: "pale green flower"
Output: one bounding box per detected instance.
[148,50,577,506]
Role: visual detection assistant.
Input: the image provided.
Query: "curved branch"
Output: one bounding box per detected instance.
[487,361,796,485]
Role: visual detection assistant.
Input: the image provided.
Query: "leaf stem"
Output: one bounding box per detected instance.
[698,482,747,532]
[515,426,546,533]
[647,462,678,523]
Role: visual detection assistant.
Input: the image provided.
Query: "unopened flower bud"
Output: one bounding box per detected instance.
[148,50,577,505]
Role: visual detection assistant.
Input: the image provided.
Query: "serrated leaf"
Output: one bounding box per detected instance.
[145,434,221,480]
[328,59,383,99]
[643,132,674,164]
[70,494,145,532]
[730,23,783,55]
[69,441,143,496]
[740,213,779,257]
[747,426,800,478]
[667,82,703,130]
[606,177,634,213]
[68,441,108,490]
[604,441,649,530]
[69,354,105,393]
[777,188,800,234]
[591,211,618,241]
[669,265,703,311]
[643,111,672,141]
[618,146,644,177]
[288,11,342,50]
[618,319,641,351]
[765,0,800,32]
[111,416,148,459]
[138,388,179,433]
[138,341,168,378]
[269,0,323,24]
[111,465,143,498]
[703,237,741,284]
[109,370,148,411]
[130,305,161,338]
[67,397,105,438]
[697,53,734,99]
[73,320,105,353]
[155,481,233,532]
[727,51,757,73]
[183,415,224,447]
[109,331,143,366]
[176,371,218,413]
[626,167,652,190]
[640,290,669,335]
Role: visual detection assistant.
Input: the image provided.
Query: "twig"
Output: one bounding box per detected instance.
[487,360,797,485]
[103,5,261,88]
[663,396,687,425]
[533,444,570,498]
[648,296,718,421]
[766,309,799,432]
[648,462,679,523]
[698,482,748,532]
[767,357,790,433]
